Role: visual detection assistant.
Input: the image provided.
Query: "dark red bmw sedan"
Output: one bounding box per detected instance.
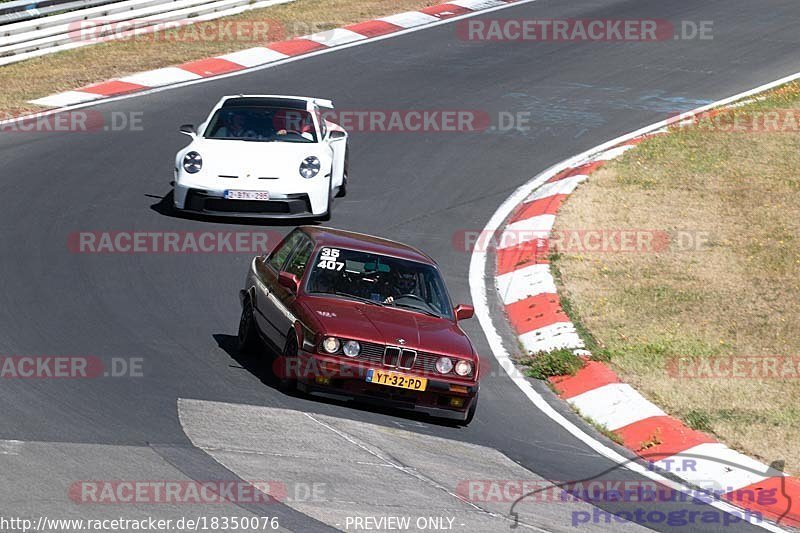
[238,226,480,423]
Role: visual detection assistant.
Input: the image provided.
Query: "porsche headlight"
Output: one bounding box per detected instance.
[299,156,321,179]
[322,337,340,354]
[342,340,361,357]
[455,360,473,376]
[435,357,453,374]
[183,151,202,174]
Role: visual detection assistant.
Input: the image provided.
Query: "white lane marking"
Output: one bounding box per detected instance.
[567,383,666,431]
[6,0,543,123]
[519,322,583,354]
[120,67,202,87]
[496,214,556,249]
[495,263,556,305]
[451,0,508,8]
[217,47,289,68]
[305,28,366,47]
[378,11,439,29]
[654,443,784,492]
[592,144,636,161]
[0,440,24,455]
[29,90,104,107]
[468,71,800,533]
[526,174,587,202]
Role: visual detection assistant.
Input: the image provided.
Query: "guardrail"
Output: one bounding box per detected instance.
[0,0,294,66]
[0,0,121,26]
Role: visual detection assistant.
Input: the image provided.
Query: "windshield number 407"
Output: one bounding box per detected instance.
[318,248,344,270]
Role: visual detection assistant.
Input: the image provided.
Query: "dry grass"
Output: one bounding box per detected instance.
[0,0,439,115]
[553,82,800,474]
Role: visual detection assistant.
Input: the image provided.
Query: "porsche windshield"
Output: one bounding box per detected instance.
[306,247,454,320]
[204,106,317,143]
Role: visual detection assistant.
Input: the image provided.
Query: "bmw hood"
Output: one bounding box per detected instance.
[302,296,475,360]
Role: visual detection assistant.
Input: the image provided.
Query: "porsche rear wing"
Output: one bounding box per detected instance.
[221,94,334,110]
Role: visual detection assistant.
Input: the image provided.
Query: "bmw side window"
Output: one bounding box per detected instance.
[268,232,303,271]
[285,239,313,278]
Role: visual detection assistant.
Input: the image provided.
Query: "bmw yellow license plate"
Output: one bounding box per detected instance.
[366,369,427,391]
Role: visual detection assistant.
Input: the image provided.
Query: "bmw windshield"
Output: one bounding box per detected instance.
[306,247,454,320]
[204,106,318,143]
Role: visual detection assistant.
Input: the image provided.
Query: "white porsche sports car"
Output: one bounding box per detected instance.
[173,95,348,219]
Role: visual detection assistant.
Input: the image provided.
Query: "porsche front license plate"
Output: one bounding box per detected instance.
[366,369,427,391]
[224,190,270,201]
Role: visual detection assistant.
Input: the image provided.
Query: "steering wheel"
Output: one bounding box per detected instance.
[394,294,427,303]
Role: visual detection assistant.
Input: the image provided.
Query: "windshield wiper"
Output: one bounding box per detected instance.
[332,291,386,307]
[392,302,441,318]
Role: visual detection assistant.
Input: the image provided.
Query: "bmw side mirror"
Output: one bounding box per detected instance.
[329,130,346,140]
[179,124,197,137]
[454,304,474,321]
[278,271,300,292]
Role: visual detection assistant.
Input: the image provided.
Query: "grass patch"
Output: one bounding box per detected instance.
[683,409,713,432]
[553,81,800,474]
[522,348,584,379]
[0,0,440,115]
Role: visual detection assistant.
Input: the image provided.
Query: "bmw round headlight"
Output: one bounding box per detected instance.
[299,156,321,179]
[342,340,360,357]
[455,360,473,376]
[183,151,202,174]
[435,357,453,374]
[322,337,340,354]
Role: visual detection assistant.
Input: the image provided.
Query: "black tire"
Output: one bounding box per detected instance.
[277,333,299,393]
[462,394,479,426]
[238,297,261,354]
[318,172,334,222]
[336,172,348,198]
[336,146,349,198]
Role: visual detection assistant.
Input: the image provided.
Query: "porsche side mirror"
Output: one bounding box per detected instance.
[329,130,346,140]
[278,271,300,292]
[454,304,474,321]
[179,124,197,137]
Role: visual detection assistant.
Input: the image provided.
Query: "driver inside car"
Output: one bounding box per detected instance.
[383,270,419,304]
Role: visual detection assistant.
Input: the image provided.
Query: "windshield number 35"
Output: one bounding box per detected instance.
[318,248,344,270]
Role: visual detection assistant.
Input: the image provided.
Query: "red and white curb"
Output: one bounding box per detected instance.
[29,0,519,108]
[488,102,800,527]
